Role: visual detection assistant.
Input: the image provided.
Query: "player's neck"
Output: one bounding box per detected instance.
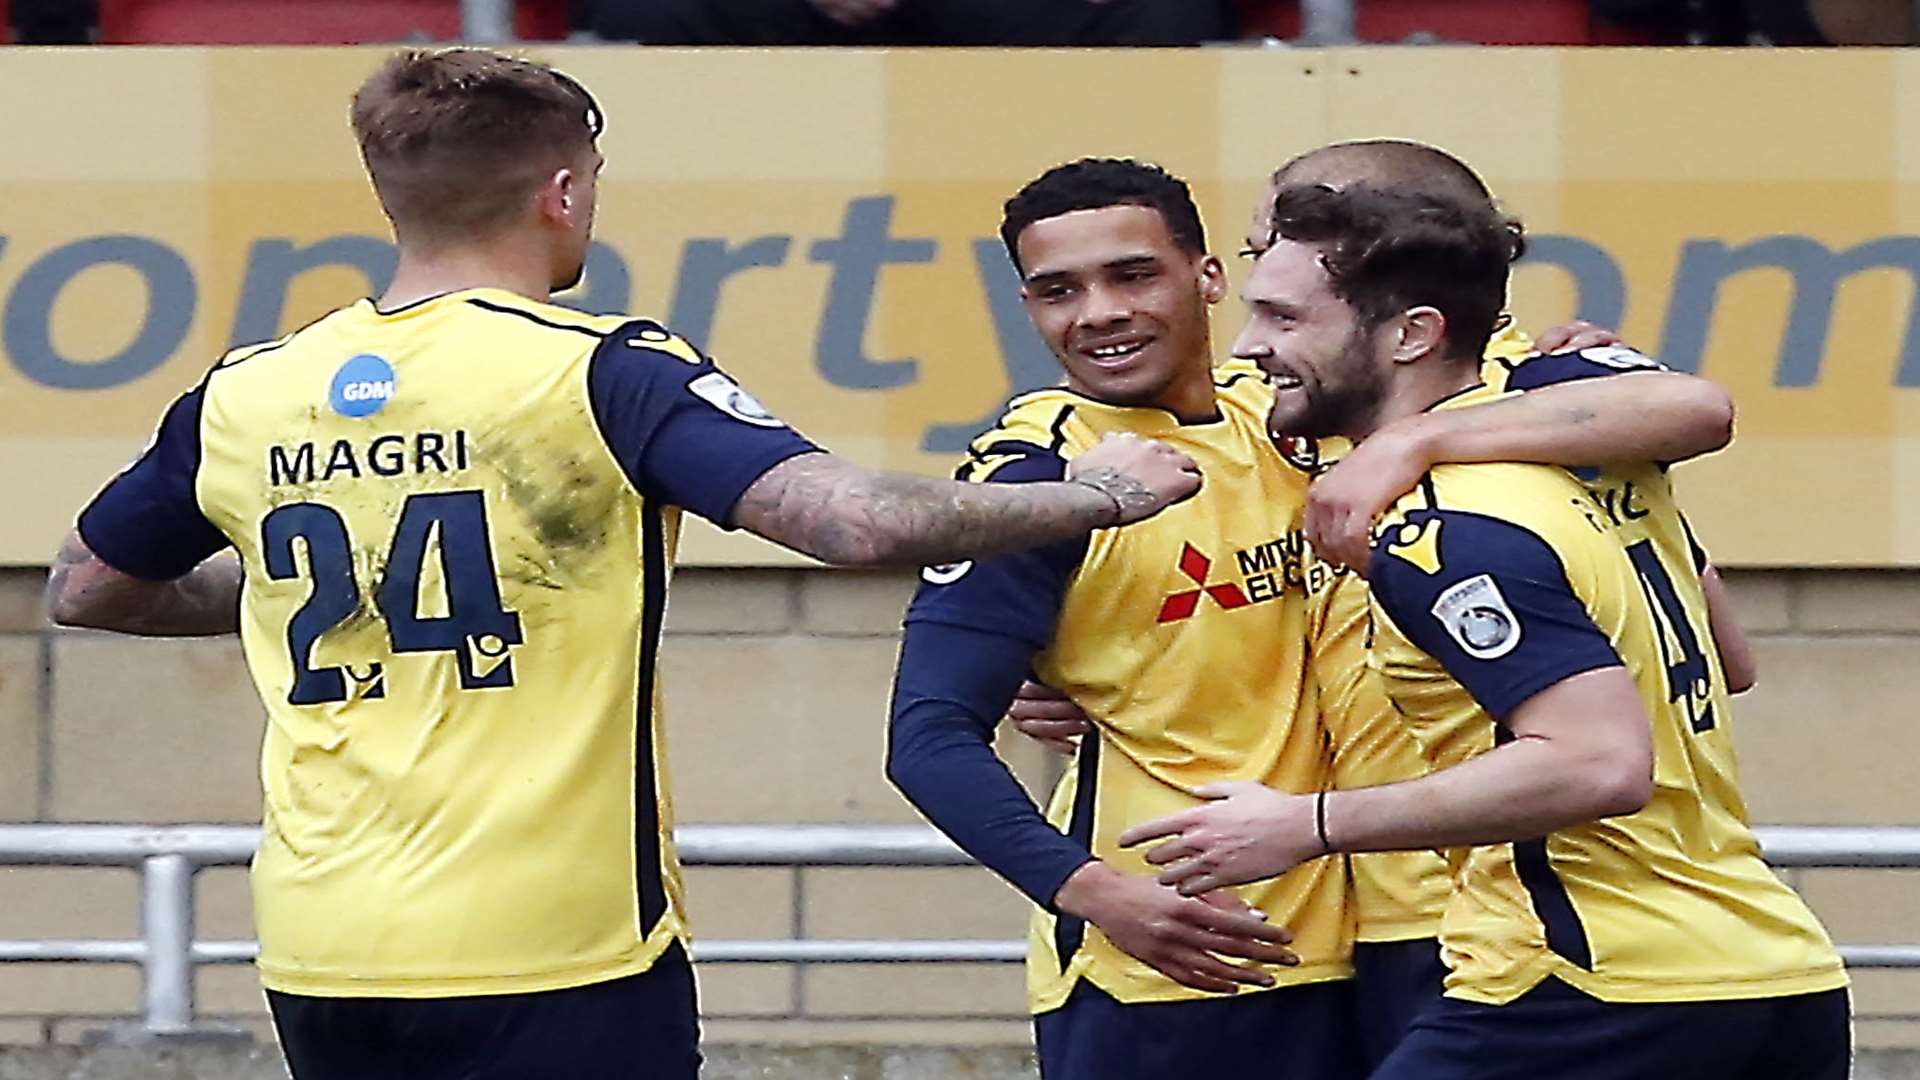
[1154,361,1222,423]
[1351,359,1480,442]
[379,244,554,311]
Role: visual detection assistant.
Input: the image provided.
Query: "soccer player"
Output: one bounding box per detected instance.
[1121,184,1850,1079]
[887,159,1739,1079]
[1007,137,1757,1070]
[41,50,1203,1080]
[1258,139,1763,1068]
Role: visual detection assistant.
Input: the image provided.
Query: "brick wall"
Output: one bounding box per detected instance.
[0,567,1913,1047]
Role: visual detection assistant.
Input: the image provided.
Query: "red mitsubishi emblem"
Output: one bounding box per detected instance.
[1156,543,1252,623]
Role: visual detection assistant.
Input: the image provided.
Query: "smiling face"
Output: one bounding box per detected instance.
[1014,204,1226,415]
[1232,237,1392,440]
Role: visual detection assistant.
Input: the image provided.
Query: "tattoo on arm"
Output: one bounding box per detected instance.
[1065,465,1161,523]
[46,532,242,637]
[731,452,1116,567]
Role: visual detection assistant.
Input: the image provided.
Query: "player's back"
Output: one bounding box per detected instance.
[1368,446,1845,1006]
[195,289,692,997]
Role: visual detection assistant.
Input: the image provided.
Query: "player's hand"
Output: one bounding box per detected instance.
[1051,861,1298,994]
[1067,433,1203,525]
[1532,320,1622,355]
[1304,422,1432,575]
[1006,680,1090,756]
[1118,781,1324,896]
[808,0,898,26]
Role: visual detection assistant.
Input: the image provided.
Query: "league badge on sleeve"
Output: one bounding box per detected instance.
[688,372,786,428]
[1431,573,1522,660]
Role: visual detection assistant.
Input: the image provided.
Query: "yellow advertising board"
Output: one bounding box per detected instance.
[1,47,1917,565]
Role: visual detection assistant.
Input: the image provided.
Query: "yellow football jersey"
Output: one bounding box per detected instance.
[1308,571,1454,943]
[78,288,817,997]
[1486,343,1721,734]
[1365,387,1846,1006]
[1290,322,1537,944]
[923,369,1353,1012]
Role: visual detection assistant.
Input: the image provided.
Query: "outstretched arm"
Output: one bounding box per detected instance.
[47,531,241,637]
[733,434,1200,567]
[587,325,1199,568]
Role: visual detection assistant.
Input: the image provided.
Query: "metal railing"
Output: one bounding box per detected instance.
[1,824,1915,1036]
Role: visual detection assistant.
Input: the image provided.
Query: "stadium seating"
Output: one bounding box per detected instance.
[1238,0,1659,44]
[98,0,569,44]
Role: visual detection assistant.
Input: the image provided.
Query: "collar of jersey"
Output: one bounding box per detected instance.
[360,287,529,319]
[1423,381,1495,414]
[1025,385,1226,430]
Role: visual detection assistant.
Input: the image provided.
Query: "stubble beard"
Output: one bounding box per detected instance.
[1280,331,1387,440]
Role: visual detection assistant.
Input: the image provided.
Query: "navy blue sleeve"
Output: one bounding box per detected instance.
[887,449,1092,909]
[904,452,1087,651]
[77,384,231,581]
[1370,508,1623,721]
[586,321,820,526]
[1503,345,1667,392]
[888,621,1095,910]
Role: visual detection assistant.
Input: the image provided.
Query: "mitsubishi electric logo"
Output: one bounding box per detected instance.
[1156,543,1253,623]
[1154,535,1337,623]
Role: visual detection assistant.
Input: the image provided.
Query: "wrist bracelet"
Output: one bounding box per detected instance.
[1315,789,1333,856]
[1069,476,1126,525]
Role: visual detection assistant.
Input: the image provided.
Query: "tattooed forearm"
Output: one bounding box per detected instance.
[731,453,1118,567]
[46,531,241,637]
[1063,466,1163,524]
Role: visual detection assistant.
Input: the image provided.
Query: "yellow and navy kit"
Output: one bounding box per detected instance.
[1292,323,1534,944]
[1364,387,1845,1006]
[77,288,818,998]
[1492,344,1722,722]
[890,368,1353,1013]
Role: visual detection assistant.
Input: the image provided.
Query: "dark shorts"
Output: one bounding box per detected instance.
[1374,975,1852,1080]
[1351,937,1449,1071]
[267,945,701,1080]
[1033,977,1365,1080]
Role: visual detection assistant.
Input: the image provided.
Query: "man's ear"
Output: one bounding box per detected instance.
[1198,255,1228,304]
[1392,306,1448,365]
[536,167,575,224]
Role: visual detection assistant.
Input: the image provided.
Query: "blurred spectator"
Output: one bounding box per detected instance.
[587,0,1236,45]
[12,0,95,43]
[1593,0,1917,43]
[1776,0,1916,43]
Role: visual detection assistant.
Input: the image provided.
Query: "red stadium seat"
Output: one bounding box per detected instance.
[99,0,569,44]
[1237,0,1660,45]
[1,1,10,44]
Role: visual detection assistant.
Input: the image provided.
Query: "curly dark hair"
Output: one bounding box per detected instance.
[1000,158,1208,274]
